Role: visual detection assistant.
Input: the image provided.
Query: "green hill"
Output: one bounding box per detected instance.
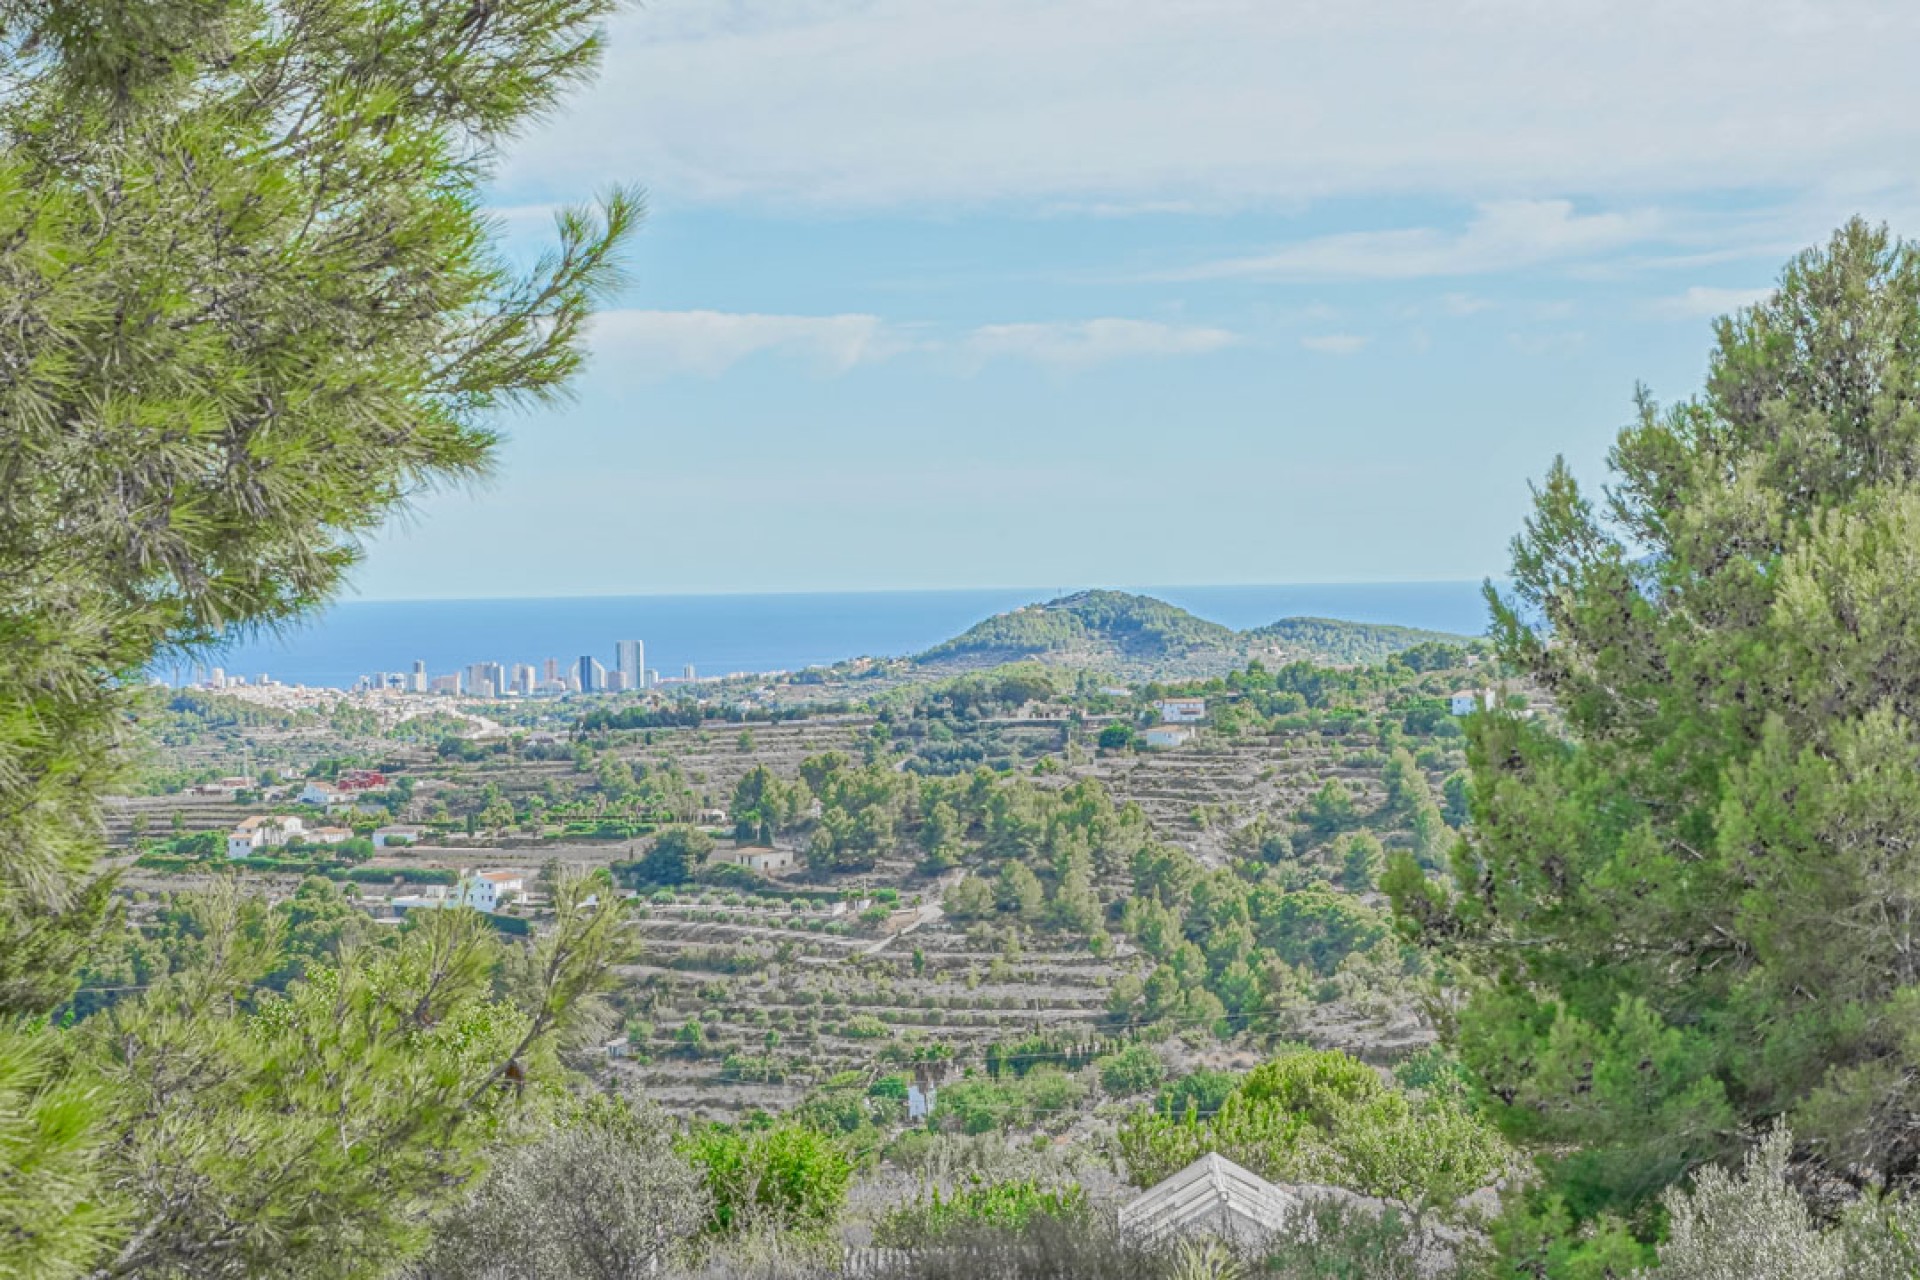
[916,590,1236,666]
[915,594,1477,675]
[1247,616,1474,666]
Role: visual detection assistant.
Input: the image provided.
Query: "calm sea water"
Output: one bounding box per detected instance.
[179,582,1494,690]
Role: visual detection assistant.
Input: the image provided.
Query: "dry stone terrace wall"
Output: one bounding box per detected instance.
[104,674,1477,1121]
[607,901,1143,1120]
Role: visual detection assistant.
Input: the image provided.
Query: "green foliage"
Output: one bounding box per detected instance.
[920,591,1237,664]
[1156,1069,1238,1121]
[874,1177,1089,1248]
[934,1068,1086,1136]
[0,1,634,1271]
[616,825,715,888]
[1402,223,1920,1210]
[1249,617,1472,666]
[1116,1049,1511,1210]
[66,871,630,1278]
[1097,1044,1168,1097]
[681,1120,853,1236]
[0,1023,120,1277]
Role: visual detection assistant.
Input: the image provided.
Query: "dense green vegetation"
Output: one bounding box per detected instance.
[1246,618,1476,667]
[0,0,1908,1268]
[918,590,1238,664]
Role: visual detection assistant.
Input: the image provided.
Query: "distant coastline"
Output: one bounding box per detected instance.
[181,581,1495,691]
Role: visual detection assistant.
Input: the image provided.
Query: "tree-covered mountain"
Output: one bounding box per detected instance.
[916,591,1237,666]
[1247,617,1475,666]
[915,591,1473,674]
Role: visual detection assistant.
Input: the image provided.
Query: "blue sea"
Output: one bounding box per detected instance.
[177,582,1494,690]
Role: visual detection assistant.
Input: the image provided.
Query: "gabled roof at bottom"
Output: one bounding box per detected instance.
[1119,1152,1301,1242]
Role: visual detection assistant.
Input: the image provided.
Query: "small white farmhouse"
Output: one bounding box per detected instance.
[1450,690,1495,716]
[455,869,526,914]
[1142,724,1196,749]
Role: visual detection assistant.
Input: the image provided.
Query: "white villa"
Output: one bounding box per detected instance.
[299,780,351,807]
[1153,697,1207,724]
[226,814,304,859]
[373,824,426,848]
[455,869,527,914]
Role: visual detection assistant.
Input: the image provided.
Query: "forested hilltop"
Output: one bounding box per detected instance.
[916,589,1473,677]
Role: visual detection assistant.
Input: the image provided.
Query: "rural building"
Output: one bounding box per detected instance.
[1119,1153,1301,1246]
[191,776,255,797]
[306,826,355,845]
[226,814,304,859]
[1142,724,1196,749]
[712,846,796,873]
[1450,690,1494,716]
[299,781,349,807]
[373,824,426,848]
[1153,697,1207,723]
[455,869,526,914]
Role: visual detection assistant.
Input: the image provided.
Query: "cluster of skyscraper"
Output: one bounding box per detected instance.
[357,639,682,698]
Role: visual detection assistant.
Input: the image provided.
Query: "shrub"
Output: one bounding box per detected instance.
[414,1100,706,1280]
[1155,1070,1237,1122]
[874,1178,1089,1248]
[679,1121,853,1236]
[1096,1044,1166,1097]
[1118,1048,1511,1209]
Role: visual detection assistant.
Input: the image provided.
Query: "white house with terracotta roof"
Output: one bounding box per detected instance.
[1153,697,1207,724]
[455,869,526,914]
[226,814,304,859]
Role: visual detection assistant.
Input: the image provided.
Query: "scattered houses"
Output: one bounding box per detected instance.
[1152,696,1207,724]
[1141,724,1196,749]
[299,769,389,808]
[372,824,426,849]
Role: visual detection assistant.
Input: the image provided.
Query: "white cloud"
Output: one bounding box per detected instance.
[964,318,1238,368]
[500,0,1920,213]
[588,310,1235,376]
[1441,293,1495,317]
[1654,285,1775,318]
[1300,334,1370,356]
[1168,201,1666,282]
[588,309,900,376]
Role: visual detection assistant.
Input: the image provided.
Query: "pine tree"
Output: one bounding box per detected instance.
[1395,221,1920,1212]
[0,2,636,1273]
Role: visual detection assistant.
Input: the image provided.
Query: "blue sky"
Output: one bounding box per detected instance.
[354,0,1920,599]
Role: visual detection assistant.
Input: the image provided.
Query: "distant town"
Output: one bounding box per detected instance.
[184,637,772,700]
